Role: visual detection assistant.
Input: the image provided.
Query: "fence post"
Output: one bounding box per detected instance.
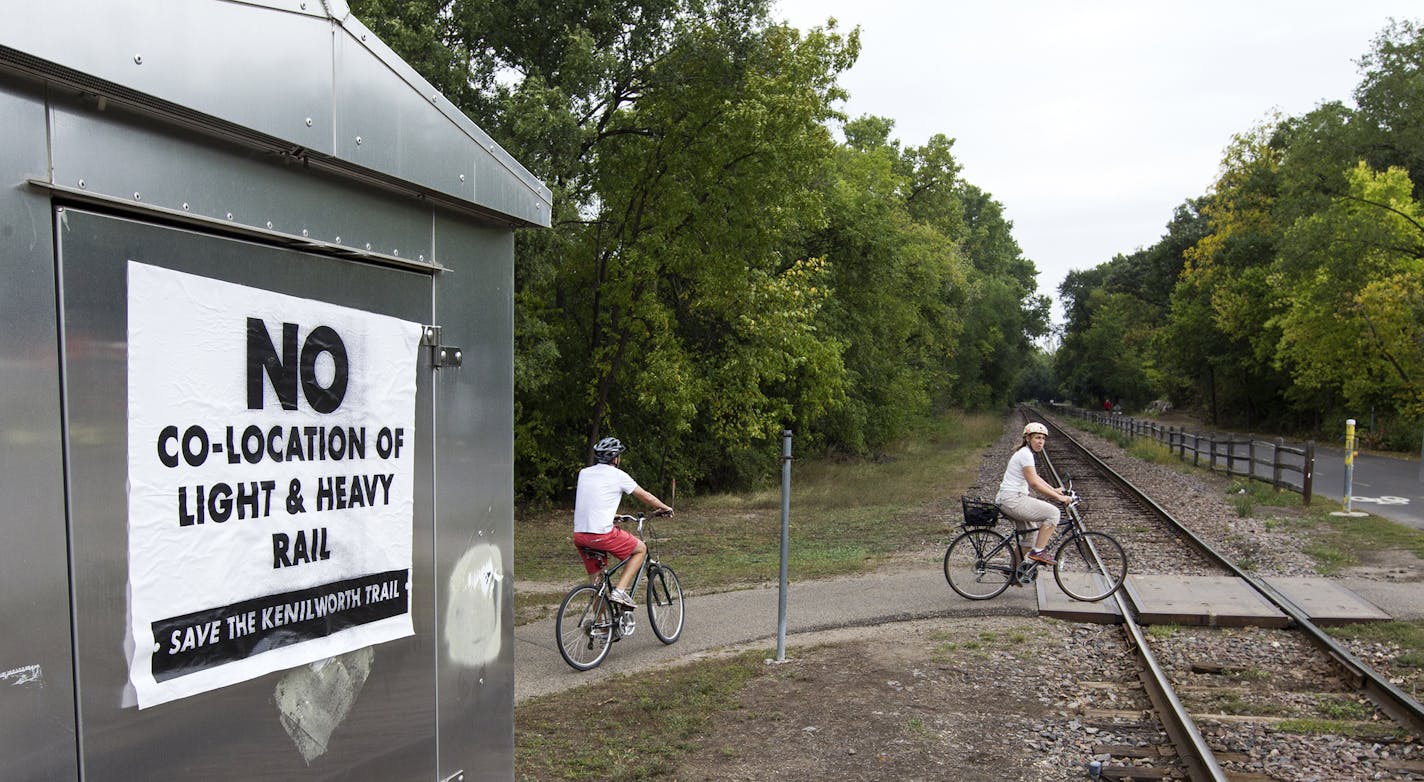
[1193,434,1201,467]
[1248,436,1257,483]
[1272,437,1283,490]
[1303,440,1314,505]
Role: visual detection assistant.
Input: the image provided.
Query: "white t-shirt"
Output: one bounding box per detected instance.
[572,463,639,534]
[996,447,1036,501]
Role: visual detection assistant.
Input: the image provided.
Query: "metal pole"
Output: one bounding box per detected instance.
[1343,419,1356,513]
[776,429,791,662]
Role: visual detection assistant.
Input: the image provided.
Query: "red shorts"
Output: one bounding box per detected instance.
[573,528,640,575]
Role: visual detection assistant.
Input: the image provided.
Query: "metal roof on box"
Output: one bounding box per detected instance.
[0,0,552,229]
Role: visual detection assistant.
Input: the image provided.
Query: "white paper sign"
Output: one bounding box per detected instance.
[126,262,422,708]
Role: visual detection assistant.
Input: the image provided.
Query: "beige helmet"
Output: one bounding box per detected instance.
[1022,422,1048,437]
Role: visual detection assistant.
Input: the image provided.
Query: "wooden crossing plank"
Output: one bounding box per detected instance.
[1260,576,1392,625]
[1122,575,1289,628]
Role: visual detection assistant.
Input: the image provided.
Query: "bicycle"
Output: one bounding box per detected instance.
[555,510,685,671]
[942,489,1127,602]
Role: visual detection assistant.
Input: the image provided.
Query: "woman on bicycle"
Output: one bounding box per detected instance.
[996,422,1072,566]
[572,437,674,609]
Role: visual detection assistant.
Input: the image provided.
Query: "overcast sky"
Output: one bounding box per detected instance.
[771,1,1421,325]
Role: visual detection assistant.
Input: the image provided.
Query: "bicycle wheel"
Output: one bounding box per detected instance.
[555,584,613,670]
[943,528,1014,600]
[645,563,685,644]
[1053,531,1127,602]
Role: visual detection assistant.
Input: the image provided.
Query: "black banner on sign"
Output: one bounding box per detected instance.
[150,569,409,682]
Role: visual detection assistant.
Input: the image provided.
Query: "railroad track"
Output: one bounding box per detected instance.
[1020,408,1424,781]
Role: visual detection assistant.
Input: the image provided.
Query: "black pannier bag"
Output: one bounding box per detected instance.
[961,497,1000,527]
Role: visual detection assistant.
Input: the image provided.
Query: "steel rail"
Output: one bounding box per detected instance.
[1027,407,1424,739]
[1024,413,1228,782]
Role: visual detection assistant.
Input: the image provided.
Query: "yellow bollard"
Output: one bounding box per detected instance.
[1332,419,1366,517]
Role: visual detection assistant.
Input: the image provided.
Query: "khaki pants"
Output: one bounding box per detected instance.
[996,494,1059,546]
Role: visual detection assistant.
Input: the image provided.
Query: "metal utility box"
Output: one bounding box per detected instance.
[0,1,549,779]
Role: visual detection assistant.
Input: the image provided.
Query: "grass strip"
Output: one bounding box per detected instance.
[514,411,1005,618]
[515,651,766,781]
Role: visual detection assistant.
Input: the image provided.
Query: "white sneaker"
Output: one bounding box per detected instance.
[609,587,636,608]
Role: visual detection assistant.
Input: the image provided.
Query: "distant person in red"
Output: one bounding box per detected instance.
[1102,398,1111,412]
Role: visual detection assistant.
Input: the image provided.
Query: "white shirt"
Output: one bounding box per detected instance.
[996,447,1036,501]
[572,463,639,534]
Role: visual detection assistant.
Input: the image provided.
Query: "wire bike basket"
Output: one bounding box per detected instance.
[960,497,1000,527]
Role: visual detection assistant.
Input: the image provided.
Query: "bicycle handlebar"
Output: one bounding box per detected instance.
[613,508,674,526]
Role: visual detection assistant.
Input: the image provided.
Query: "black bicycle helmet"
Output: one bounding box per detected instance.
[592,436,626,464]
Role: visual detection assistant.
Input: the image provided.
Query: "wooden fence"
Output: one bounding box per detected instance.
[1054,407,1315,505]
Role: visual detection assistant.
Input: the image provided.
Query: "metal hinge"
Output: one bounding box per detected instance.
[421,325,462,368]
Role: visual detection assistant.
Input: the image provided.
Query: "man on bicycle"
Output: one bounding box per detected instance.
[996,422,1072,566]
[573,437,674,608]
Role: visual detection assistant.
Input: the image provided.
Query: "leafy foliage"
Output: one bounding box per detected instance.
[1057,17,1424,445]
[350,1,1053,499]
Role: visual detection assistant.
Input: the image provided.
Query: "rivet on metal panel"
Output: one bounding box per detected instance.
[459,174,465,182]
[305,118,313,127]
[392,249,399,256]
[182,203,190,211]
[226,212,234,220]
[133,55,143,65]
[364,242,371,251]
[133,192,142,201]
[78,179,86,189]
[418,254,425,262]
[302,228,309,237]
[335,235,341,243]
[355,136,363,145]
[266,221,273,229]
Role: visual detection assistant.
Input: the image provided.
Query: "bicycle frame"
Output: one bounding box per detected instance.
[945,487,1127,603]
[583,515,653,598]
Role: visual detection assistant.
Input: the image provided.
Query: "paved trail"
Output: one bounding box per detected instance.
[515,563,1036,703]
[514,563,1421,703]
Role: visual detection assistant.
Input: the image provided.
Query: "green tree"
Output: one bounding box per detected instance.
[1354,19,1424,199]
[952,184,1048,408]
[1275,163,1424,417]
[1170,122,1293,426]
[351,1,1052,496]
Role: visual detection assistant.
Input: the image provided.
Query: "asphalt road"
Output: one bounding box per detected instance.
[1311,447,1424,529]
[1113,426,1423,529]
